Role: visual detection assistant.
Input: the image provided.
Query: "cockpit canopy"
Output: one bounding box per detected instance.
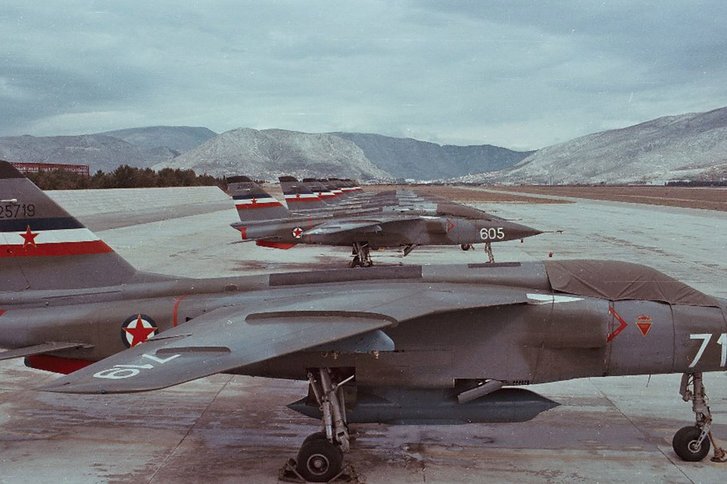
[545,260,719,307]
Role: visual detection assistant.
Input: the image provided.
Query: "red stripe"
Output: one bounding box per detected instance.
[256,240,296,249]
[25,355,94,374]
[235,202,283,210]
[0,240,113,258]
[172,295,188,327]
[286,197,321,203]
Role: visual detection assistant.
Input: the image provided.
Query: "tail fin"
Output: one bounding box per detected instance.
[302,178,337,201]
[278,176,327,211]
[339,178,362,194]
[320,178,346,201]
[227,176,290,221]
[0,160,137,292]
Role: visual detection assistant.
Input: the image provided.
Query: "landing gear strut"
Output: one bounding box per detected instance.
[673,372,727,462]
[403,244,417,257]
[349,242,372,268]
[484,242,495,263]
[294,368,353,482]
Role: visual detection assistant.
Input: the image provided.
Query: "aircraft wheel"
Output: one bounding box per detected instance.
[349,257,361,268]
[672,425,710,461]
[302,431,327,445]
[461,244,473,251]
[296,436,343,482]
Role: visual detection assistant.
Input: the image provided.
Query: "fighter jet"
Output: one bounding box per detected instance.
[2,160,726,482]
[229,176,541,266]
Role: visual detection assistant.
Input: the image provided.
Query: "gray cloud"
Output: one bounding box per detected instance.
[1,0,726,149]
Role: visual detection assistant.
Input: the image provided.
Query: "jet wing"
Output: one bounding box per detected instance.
[303,220,383,236]
[303,215,423,237]
[0,341,91,361]
[42,283,529,394]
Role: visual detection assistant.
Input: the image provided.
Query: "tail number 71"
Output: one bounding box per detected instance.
[480,228,505,240]
[688,333,727,368]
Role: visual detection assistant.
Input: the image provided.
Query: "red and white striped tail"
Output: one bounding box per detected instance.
[0,160,137,291]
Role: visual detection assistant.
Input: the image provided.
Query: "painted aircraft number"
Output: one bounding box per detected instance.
[688,333,727,368]
[93,353,180,379]
[479,227,505,240]
[0,203,35,218]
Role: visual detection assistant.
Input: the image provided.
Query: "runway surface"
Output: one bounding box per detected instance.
[1,187,726,483]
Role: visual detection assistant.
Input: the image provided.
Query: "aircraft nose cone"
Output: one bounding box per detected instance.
[504,221,542,240]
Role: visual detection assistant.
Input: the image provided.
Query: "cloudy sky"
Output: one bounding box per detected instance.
[2,1,726,150]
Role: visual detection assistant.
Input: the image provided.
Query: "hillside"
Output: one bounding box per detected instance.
[332,132,531,179]
[154,128,391,180]
[496,107,727,184]
[0,126,216,173]
[0,134,150,173]
[101,126,217,154]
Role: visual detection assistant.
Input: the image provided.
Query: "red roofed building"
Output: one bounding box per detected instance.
[10,162,89,177]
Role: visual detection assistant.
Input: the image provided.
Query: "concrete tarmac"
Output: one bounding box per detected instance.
[1,187,726,483]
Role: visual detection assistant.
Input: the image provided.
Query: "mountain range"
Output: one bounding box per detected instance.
[0,126,529,180]
[1,106,726,183]
[489,106,727,184]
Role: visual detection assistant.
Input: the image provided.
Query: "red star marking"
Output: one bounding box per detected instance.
[250,197,257,205]
[124,314,157,347]
[292,227,303,238]
[20,225,38,248]
[295,193,301,199]
[446,219,456,232]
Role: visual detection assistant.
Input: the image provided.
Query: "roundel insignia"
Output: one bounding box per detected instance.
[121,314,158,348]
[292,226,304,239]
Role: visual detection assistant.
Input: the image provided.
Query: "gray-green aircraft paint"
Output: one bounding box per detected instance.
[229,176,542,266]
[1,160,726,481]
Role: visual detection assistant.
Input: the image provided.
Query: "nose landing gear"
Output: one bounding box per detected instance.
[673,372,727,463]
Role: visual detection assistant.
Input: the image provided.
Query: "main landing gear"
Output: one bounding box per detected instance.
[484,241,495,263]
[673,372,727,462]
[460,243,495,262]
[291,368,354,482]
[349,242,372,268]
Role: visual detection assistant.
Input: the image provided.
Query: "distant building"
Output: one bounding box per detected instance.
[10,162,90,177]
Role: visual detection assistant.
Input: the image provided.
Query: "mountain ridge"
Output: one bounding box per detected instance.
[494,106,727,184]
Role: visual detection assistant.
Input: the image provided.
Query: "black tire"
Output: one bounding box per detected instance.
[302,431,327,445]
[349,256,361,268]
[296,437,344,482]
[461,244,472,251]
[672,425,711,462]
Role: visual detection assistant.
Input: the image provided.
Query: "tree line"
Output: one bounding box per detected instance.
[27,165,226,190]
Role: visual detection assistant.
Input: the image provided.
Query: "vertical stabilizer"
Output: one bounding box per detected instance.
[302,178,337,201]
[0,160,137,291]
[227,176,290,221]
[278,176,326,210]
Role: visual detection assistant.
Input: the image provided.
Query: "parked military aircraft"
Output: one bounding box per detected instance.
[229,176,541,266]
[1,160,726,481]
